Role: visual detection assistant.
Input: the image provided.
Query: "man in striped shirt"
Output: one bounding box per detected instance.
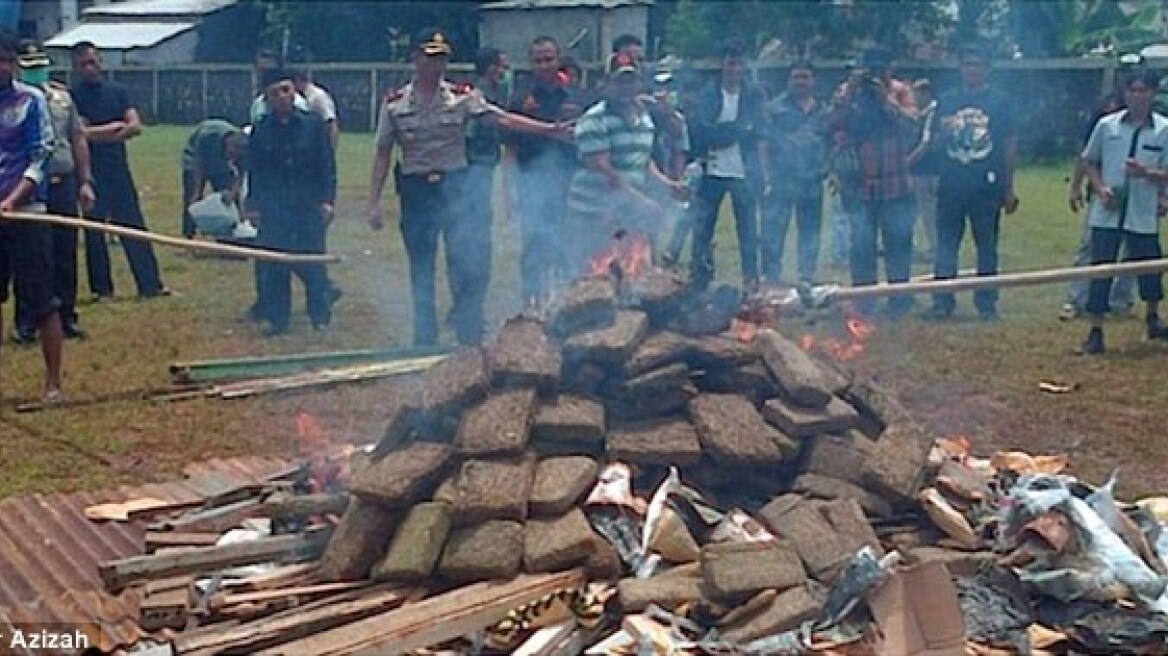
[563,55,685,276]
[0,29,63,401]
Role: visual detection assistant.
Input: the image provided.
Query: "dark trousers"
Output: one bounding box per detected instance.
[850,196,915,313]
[16,176,79,331]
[515,163,570,301]
[762,187,824,284]
[1086,227,1163,315]
[690,176,758,288]
[257,210,330,330]
[399,169,490,346]
[933,183,1002,313]
[86,166,164,297]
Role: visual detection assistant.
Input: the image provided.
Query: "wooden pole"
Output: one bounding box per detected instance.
[1,211,342,265]
[818,257,1168,305]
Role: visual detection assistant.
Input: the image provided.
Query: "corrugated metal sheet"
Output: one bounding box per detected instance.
[83,0,236,17]
[0,456,294,653]
[482,0,651,9]
[44,22,195,49]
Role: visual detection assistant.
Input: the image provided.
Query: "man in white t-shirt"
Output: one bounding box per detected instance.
[294,69,339,150]
[685,39,769,291]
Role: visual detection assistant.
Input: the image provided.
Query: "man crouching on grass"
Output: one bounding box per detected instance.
[0,29,63,401]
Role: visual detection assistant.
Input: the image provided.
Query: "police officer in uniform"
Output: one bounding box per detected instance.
[367,28,568,346]
[13,41,96,342]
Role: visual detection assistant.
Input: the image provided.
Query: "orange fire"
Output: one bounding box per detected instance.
[295,410,343,493]
[589,231,653,279]
[800,312,875,361]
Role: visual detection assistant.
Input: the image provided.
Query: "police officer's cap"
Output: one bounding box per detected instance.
[17,40,51,68]
[413,28,453,57]
[260,66,294,90]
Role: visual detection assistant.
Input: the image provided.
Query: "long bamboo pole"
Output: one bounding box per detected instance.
[808,257,1168,306]
[1,211,342,265]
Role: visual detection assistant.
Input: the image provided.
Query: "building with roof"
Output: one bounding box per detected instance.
[478,0,652,66]
[36,0,258,66]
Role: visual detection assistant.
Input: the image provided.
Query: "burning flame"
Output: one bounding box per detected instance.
[589,230,653,279]
[295,410,344,493]
[799,312,875,361]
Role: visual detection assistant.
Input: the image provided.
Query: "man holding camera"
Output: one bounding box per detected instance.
[829,49,919,318]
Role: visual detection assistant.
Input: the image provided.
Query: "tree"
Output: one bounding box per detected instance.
[1009,0,1161,58]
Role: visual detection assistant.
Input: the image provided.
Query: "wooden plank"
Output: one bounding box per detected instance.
[218,563,319,593]
[173,585,409,655]
[151,498,263,533]
[513,622,581,656]
[100,530,330,592]
[211,581,371,609]
[258,493,350,519]
[258,570,585,656]
[146,532,224,552]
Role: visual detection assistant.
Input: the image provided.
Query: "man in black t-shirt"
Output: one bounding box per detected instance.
[70,41,168,300]
[504,35,582,308]
[928,44,1018,321]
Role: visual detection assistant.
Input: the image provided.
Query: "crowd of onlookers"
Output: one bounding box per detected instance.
[3,25,1167,402]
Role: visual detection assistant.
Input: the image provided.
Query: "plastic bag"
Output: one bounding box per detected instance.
[188,192,240,237]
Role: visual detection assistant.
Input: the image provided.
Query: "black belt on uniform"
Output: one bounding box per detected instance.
[402,168,466,184]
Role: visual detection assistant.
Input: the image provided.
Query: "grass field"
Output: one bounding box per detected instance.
[0,124,1164,499]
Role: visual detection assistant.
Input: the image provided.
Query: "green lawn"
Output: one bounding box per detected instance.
[0,125,1163,499]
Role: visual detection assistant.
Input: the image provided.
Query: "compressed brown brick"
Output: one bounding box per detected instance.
[370,392,426,456]
[606,380,694,421]
[758,494,852,581]
[523,509,595,572]
[532,394,606,445]
[372,501,452,582]
[610,362,691,397]
[606,417,703,466]
[720,584,824,643]
[454,388,537,457]
[626,331,692,378]
[756,329,836,409]
[419,347,489,418]
[845,378,913,437]
[431,473,458,504]
[694,362,781,405]
[488,316,563,391]
[688,394,793,466]
[453,455,537,525]
[618,574,707,612]
[583,533,623,581]
[762,396,860,438]
[670,285,739,336]
[438,521,525,583]
[701,540,807,600]
[349,441,452,506]
[631,268,690,325]
[798,430,877,486]
[318,497,398,582]
[685,333,760,370]
[817,499,883,557]
[563,309,649,367]
[549,277,617,338]
[791,472,894,518]
[862,421,935,505]
[561,361,608,395]
[529,456,600,517]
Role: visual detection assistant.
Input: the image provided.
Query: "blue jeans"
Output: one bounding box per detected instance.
[762,186,823,284]
[850,196,915,314]
[829,193,851,265]
[690,176,758,288]
[1067,213,1133,310]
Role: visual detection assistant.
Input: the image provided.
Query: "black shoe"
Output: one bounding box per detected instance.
[329,287,343,306]
[312,320,330,332]
[978,307,1000,323]
[923,305,953,321]
[140,286,176,300]
[10,327,36,344]
[62,322,87,340]
[1078,328,1105,355]
[1146,315,1168,341]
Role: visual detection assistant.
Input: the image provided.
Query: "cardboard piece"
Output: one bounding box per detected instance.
[867,562,965,656]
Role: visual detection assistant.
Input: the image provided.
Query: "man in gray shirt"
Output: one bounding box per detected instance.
[1079,70,1168,354]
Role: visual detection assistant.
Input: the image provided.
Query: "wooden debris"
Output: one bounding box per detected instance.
[100,530,330,592]
[257,571,586,655]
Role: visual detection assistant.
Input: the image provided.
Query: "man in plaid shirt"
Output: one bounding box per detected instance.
[829,53,919,317]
